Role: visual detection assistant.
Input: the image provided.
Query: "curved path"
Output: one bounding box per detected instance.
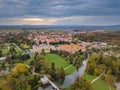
[13,43,22,51]
[91,71,105,84]
[64,64,73,70]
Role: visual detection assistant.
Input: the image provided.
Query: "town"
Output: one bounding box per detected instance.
[0,29,120,90]
[0,0,120,90]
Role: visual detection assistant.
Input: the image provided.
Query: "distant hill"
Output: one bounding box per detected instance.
[0,25,120,30]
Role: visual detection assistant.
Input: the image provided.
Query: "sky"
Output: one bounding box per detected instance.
[0,0,120,25]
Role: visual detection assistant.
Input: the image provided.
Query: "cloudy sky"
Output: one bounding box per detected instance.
[0,0,120,25]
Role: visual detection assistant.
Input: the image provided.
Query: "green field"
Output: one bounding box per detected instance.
[0,43,22,57]
[1,47,9,56]
[65,66,76,75]
[45,53,76,75]
[14,47,21,53]
[83,72,115,90]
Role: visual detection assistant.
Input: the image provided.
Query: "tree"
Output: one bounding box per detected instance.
[34,52,38,61]
[57,67,66,80]
[50,62,57,80]
[104,69,116,90]
[0,50,2,57]
[1,62,6,70]
[9,47,16,55]
[51,62,56,71]
[70,77,91,90]
[20,54,30,61]
[94,64,106,76]
[28,75,40,90]
[32,54,48,73]
[10,63,28,76]
[2,63,31,90]
[42,49,45,55]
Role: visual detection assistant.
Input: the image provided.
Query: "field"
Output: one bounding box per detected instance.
[0,43,22,57]
[83,72,115,90]
[1,47,9,56]
[45,53,76,75]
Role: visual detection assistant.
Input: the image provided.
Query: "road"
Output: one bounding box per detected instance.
[44,75,60,90]
[0,57,7,61]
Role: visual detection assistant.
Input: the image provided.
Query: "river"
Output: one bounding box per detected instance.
[62,60,87,88]
[38,59,88,90]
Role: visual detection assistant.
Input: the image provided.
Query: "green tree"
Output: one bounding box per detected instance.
[51,62,56,71]
[57,67,66,80]
[32,54,48,74]
[104,69,116,90]
[70,77,91,90]
[42,49,45,55]
[0,50,2,57]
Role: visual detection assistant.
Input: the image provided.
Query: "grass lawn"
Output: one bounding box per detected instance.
[1,47,9,56]
[45,53,76,75]
[14,47,21,53]
[65,66,76,75]
[12,44,22,53]
[0,44,22,56]
[83,72,115,90]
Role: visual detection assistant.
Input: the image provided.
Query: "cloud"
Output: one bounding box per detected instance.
[0,18,57,25]
[0,0,120,25]
[0,16,120,25]
[0,0,120,18]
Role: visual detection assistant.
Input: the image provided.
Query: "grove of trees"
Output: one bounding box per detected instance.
[86,53,120,89]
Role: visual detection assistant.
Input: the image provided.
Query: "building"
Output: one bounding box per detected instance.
[31,44,55,53]
[40,77,49,85]
[57,44,86,53]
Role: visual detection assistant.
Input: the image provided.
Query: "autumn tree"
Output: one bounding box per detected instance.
[2,63,31,90]
[70,77,91,90]
[104,69,116,90]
